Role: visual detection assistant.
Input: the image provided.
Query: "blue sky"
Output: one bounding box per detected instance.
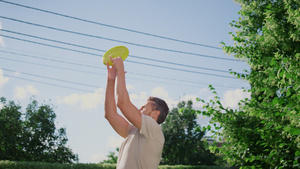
[0,0,250,163]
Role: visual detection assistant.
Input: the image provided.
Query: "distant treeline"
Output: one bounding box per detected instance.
[0,161,231,169]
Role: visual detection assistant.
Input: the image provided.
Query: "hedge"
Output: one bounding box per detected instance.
[0,161,231,169]
[158,165,230,169]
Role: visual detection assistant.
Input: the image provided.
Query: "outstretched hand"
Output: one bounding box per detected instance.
[106,56,126,80]
[106,60,117,81]
[109,56,125,74]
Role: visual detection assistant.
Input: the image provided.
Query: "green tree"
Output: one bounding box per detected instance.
[0,97,78,163]
[161,100,216,165]
[100,148,119,164]
[0,97,24,161]
[197,0,299,168]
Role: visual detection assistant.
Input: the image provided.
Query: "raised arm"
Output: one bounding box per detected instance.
[104,61,129,138]
[110,56,142,130]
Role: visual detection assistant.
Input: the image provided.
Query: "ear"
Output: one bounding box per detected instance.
[152,110,160,119]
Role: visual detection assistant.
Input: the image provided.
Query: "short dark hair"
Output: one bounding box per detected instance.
[148,97,169,124]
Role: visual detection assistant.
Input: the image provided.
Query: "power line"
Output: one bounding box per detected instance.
[0,0,222,50]
[4,73,94,93]
[3,72,148,103]
[1,63,216,92]
[127,60,235,79]
[0,50,101,70]
[0,34,237,79]
[0,56,102,75]
[0,50,241,89]
[0,16,236,61]
[1,29,106,53]
[0,29,233,74]
[128,71,238,89]
[2,67,100,88]
[2,72,185,103]
[0,34,100,56]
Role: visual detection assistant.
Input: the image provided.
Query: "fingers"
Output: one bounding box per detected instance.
[109,56,123,64]
[109,56,116,64]
[109,56,113,63]
[106,61,109,69]
[108,56,125,74]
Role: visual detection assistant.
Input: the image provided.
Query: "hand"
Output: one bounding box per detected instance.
[109,56,125,74]
[106,60,117,81]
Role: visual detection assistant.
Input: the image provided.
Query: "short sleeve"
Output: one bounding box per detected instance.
[127,124,136,135]
[140,114,162,139]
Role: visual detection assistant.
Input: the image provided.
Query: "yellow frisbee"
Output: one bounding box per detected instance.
[102,46,129,66]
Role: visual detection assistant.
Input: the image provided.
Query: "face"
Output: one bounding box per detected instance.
[139,101,155,116]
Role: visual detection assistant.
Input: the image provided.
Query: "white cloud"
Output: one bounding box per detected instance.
[0,68,9,88]
[179,94,203,109]
[198,88,209,94]
[0,21,5,47]
[129,91,148,108]
[127,86,210,111]
[57,88,105,110]
[221,88,250,109]
[58,93,80,105]
[14,85,39,99]
[14,87,26,99]
[90,153,106,163]
[180,94,198,102]
[164,98,179,109]
[150,86,180,108]
[151,87,183,109]
[26,85,39,94]
[172,88,211,109]
[106,136,124,149]
[80,90,104,109]
[151,87,169,98]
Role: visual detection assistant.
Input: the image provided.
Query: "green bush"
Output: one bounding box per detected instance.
[158,165,230,169]
[0,161,116,169]
[0,161,230,169]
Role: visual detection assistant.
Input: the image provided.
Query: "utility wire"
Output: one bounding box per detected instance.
[1,59,222,90]
[0,50,101,70]
[0,29,106,54]
[4,73,94,93]
[127,60,235,79]
[2,72,174,102]
[0,34,237,79]
[0,16,236,61]
[0,56,102,75]
[0,54,240,89]
[0,0,222,50]
[128,71,239,88]
[2,67,100,88]
[0,34,100,56]
[1,29,232,74]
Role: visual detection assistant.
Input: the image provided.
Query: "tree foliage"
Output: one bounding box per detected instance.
[197,0,299,168]
[100,148,119,164]
[161,100,217,165]
[0,97,78,163]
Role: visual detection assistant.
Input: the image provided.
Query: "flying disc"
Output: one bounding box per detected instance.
[102,46,129,66]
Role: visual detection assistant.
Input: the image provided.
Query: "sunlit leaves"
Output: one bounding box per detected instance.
[199,0,299,168]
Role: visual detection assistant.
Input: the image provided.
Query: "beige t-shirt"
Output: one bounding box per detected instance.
[117,114,165,169]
